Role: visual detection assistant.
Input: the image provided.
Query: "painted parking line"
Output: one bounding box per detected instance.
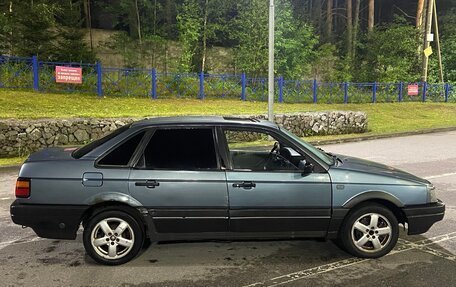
[425,172,456,180]
[243,232,456,287]
[0,236,43,251]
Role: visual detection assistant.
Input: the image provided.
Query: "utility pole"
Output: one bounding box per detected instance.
[421,0,434,82]
[268,0,275,122]
[433,0,444,82]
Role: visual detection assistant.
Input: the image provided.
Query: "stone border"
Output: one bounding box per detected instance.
[0,111,367,157]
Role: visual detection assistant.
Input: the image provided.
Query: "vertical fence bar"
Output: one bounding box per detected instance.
[398,82,403,102]
[444,83,449,102]
[199,72,204,99]
[422,82,427,102]
[344,82,348,104]
[312,79,317,103]
[96,61,103,97]
[32,55,39,91]
[241,72,246,101]
[151,68,157,99]
[278,76,284,103]
[372,82,377,103]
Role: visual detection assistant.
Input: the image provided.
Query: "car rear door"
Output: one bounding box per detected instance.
[128,127,229,234]
[219,127,332,236]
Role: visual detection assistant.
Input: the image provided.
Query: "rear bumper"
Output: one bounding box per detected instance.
[403,200,445,235]
[10,201,88,240]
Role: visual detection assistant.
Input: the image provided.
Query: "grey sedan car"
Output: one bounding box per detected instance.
[10,116,445,265]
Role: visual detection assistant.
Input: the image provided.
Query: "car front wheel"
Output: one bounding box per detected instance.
[340,203,399,258]
[83,210,144,265]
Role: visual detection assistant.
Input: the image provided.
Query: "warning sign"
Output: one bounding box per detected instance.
[55,66,82,84]
[408,84,419,96]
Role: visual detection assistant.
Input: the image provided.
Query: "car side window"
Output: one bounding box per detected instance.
[98,131,146,166]
[140,128,218,170]
[223,129,303,171]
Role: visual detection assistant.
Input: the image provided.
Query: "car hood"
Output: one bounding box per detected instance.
[333,154,429,185]
[26,147,78,162]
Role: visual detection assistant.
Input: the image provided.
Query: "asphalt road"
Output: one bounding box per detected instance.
[0,131,455,287]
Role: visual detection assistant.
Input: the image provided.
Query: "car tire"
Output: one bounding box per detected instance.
[83,210,144,265]
[339,203,399,258]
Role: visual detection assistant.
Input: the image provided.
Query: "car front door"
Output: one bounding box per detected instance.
[220,127,332,236]
[128,127,229,234]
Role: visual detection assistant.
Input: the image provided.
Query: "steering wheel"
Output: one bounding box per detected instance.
[270,141,280,154]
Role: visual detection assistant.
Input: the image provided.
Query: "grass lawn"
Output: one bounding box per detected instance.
[1,90,456,165]
[0,156,27,167]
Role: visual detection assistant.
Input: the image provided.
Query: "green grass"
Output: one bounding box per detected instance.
[1,89,456,166]
[0,156,27,167]
[2,90,456,133]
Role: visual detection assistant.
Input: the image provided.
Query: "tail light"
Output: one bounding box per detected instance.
[15,178,31,198]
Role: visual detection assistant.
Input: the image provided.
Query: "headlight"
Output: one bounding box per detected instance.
[427,184,437,203]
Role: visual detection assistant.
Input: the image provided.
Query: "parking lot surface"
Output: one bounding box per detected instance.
[1,131,455,286]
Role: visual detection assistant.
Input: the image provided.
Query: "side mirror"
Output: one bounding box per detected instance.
[299,160,314,175]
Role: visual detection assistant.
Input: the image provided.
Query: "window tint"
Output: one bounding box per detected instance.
[98,131,145,166]
[143,128,217,170]
[224,129,301,171]
[72,124,132,159]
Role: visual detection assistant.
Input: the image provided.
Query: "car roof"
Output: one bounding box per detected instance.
[131,116,279,129]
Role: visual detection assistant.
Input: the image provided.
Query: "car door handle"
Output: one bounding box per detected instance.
[135,180,160,188]
[232,181,256,189]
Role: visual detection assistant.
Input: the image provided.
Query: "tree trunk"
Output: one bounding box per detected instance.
[326,0,333,40]
[201,0,208,72]
[368,0,374,32]
[352,0,360,58]
[417,0,425,28]
[346,0,353,58]
[134,0,142,44]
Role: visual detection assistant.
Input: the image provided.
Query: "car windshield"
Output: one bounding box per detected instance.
[280,127,334,166]
[72,124,132,159]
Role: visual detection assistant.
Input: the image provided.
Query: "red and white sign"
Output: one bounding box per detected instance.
[55,66,82,84]
[407,84,419,96]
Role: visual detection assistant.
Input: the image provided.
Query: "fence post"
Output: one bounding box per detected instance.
[313,79,318,103]
[372,82,377,103]
[96,61,103,97]
[422,82,427,102]
[199,72,204,99]
[278,76,284,103]
[398,82,403,102]
[344,82,348,104]
[444,83,449,102]
[241,72,246,101]
[32,55,39,91]
[151,68,157,99]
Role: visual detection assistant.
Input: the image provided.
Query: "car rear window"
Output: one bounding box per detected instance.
[72,124,132,159]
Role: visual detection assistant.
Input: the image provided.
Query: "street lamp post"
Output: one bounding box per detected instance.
[268,0,275,122]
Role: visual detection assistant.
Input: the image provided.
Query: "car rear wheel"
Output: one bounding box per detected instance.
[83,210,144,265]
[340,203,399,258]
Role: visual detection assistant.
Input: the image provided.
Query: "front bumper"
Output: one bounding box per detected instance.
[402,200,445,235]
[10,200,88,240]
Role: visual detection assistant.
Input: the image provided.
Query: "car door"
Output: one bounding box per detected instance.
[128,127,229,234]
[220,127,332,236]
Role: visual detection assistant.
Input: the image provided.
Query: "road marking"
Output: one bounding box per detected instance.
[0,197,12,200]
[243,232,456,287]
[425,172,456,180]
[0,236,43,251]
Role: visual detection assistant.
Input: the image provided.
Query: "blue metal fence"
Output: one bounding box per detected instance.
[1,54,455,103]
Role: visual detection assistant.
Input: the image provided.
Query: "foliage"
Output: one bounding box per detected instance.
[176,0,202,72]
[356,17,420,82]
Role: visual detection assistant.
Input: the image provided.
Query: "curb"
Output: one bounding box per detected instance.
[1,126,456,169]
[309,126,456,146]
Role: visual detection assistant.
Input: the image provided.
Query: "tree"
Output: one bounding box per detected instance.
[53,1,96,63]
[346,0,353,57]
[368,0,374,32]
[358,17,420,82]
[326,0,333,40]
[176,0,202,72]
